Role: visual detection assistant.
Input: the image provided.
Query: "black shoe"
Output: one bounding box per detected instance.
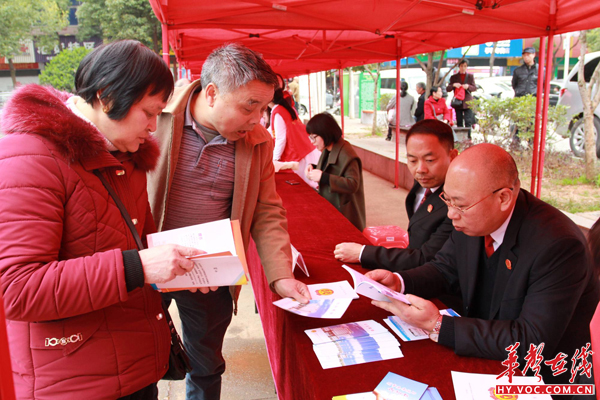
[385,137,391,141]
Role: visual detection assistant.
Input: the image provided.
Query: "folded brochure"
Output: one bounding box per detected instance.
[146,219,248,291]
[342,265,411,305]
[273,281,358,318]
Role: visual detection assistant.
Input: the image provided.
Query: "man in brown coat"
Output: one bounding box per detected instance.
[148,44,310,400]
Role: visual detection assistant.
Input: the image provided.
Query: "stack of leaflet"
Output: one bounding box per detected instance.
[304,320,403,369]
[332,372,443,399]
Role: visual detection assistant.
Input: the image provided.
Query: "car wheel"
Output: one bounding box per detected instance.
[299,104,308,116]
[569,118,599,158]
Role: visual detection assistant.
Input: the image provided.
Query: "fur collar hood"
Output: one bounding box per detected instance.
[0,84,159,171]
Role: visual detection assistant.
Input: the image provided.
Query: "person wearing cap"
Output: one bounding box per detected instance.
[511,47,538,98]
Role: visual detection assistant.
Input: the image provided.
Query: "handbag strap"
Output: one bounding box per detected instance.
[93,169,144,251]
[93,169,181,344]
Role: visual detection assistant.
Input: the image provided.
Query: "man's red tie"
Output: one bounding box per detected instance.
[420,188,432,208]
[484,235,495,257]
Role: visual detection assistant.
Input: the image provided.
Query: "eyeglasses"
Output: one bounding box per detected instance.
[308,134,318,142]
[439,187,513,215]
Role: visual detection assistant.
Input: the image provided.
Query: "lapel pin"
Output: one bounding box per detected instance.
[427,204,433,213]
[505,259,512,270]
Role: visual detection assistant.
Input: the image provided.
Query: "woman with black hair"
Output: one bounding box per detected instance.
[386,80,415,141]
[424,85,453,125]
[305,113,366,231]
[0,40,201,399]
[270,87,321,187]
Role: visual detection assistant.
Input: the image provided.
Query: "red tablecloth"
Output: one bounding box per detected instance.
[247,171,502,400]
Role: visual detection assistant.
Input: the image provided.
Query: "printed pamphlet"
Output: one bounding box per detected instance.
[147,219,248,291]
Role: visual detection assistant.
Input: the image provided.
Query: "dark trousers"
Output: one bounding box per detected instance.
[117,383,158,400]
[163,287,234,400]
[455,108,474,139]
[386,126,395,140]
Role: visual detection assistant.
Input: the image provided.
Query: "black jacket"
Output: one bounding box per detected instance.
[414,93,426,122]
[512,63,538,97]
[400,189,600,389]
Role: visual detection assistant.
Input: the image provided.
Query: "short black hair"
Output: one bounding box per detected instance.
[306,113,342,147]
[75,40,174,121]
[406,119,454,151]
[429,85,440,97]
[458,59,469,66]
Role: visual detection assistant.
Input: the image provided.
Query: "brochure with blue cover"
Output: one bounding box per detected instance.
[374,372,428,400]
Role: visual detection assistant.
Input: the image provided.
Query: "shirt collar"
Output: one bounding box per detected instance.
[184,89,222,143]
[420,185,440,195]
[488,204,516,250]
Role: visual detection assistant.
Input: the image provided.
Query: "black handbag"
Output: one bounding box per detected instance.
[450,97,463,109]
[93,169,192,381]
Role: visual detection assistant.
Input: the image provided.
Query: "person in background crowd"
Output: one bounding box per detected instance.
[386,81,415,141]
[447,59,477,138]
[147,43,310,400]
[424,86,452,125]
[512,47,538,98]
[0,40,202,400]
[288,76,300,112]
[414,82,426,122]
[511,47,538,148]
[367,144,599,395]
[305,113,366,231]
[270,87,320,188]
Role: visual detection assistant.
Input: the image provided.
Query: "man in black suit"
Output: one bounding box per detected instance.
[368,144,599,391]
[334,119,456,273]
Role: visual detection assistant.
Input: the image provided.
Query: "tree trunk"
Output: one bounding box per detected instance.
[489,42,498,77]
[371,65,381,136]
[8,58,17,89]
[426,53,433,93]
[577,31,598,181]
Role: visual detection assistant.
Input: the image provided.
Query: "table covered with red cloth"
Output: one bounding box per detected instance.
[247,171,503,400]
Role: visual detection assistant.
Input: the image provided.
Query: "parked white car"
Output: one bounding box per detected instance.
[557,51,600,158]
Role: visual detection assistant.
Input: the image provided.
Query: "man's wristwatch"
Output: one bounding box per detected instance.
[429,315,444,342]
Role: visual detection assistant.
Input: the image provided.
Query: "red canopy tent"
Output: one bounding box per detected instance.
[149,0,600,194]
[150,0,600,76]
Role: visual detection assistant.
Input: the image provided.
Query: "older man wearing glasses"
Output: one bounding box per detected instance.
[367,143,599,390]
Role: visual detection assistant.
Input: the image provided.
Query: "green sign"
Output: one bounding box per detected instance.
[359,71,381,115]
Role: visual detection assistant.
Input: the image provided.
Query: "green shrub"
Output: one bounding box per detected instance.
[468,95,568,148]
[39,47,92,92]
[379,93,393,110]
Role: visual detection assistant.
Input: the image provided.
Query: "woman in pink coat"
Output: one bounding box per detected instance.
[424,86,453,125]
[0,40,200,399]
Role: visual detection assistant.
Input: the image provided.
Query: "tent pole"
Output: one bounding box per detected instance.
[161,23,169,66]
[531,36,547,195]
[339,68,345,137]
[394,43,401,189]
[536,31,555,198]
[308,73,312,119]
